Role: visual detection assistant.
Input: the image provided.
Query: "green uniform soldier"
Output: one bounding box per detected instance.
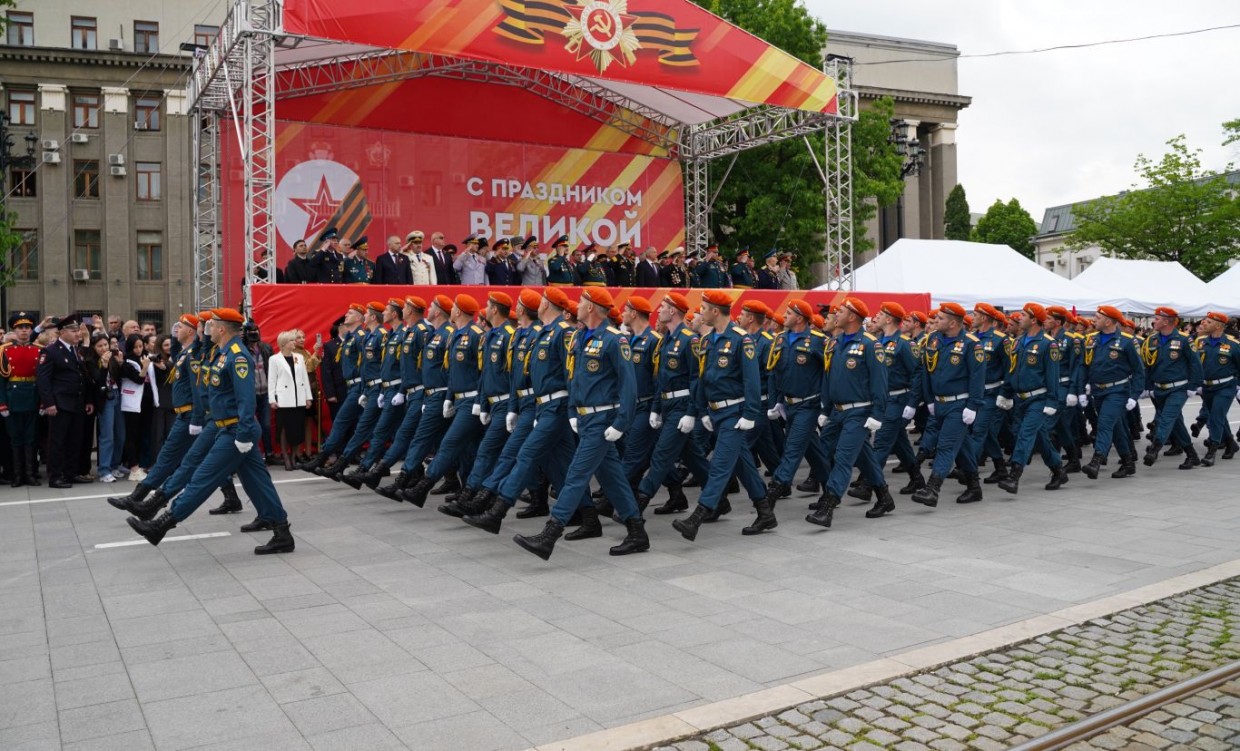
[343,236,375,283]
[546,235,575,285]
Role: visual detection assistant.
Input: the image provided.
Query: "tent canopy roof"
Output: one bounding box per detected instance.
[1071,257,1214,317]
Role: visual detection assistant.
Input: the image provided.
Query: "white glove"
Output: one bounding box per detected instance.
[421,403,426,413]
[391,392,405,406]
[1066,394,1078,407]
[1078,394,1089,407]
[902,406,916,421]
[996,396,1014,411]
[471,402,481,415]
[734,417,755,431]
[570,417,579,433]
[604,426,622,442]
[1085,384,1091,395]
[234,440,253,454]
[443,400,455,418]
[1139,390,1151,400]
[677,416,695,434]
[532,419,538,428]
[479,411,491,426]
[774,403,787,420]
[818,414,828,428]
[378,393,386,408]
[506,412,517,432]
[358,394,368,408]
[1125,398,1137,411]
[649,412,663,430]
[864,417,882,432]
[961,408,977,425]
[702,415,714,432]
[766,407,781,420]
[1043,406,1058,416]
[188,424,203,436]
[1189,388,1201,397]
[0,408,8,418]
[928,403,936,416]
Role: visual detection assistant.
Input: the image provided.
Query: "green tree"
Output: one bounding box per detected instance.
[1224,118,1239,148]
[943,184,972,240]
[0,211,27,292]
[850,96,906,256]
[973,198,1038,259]
[1068,135,1240,280]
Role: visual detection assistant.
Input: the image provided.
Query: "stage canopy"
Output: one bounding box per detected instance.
[816,239,1106,311]
[1070,257,1214,317]
[1204,264,1240,315]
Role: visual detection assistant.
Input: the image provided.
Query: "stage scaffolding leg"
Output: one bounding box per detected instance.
[822,57,856,290]
[241,0,279,312]
[193,112,221,311]
[683,157,709,253]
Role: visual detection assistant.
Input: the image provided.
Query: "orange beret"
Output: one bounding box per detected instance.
[963,314,974,328]
[385,298,403,310]
[1022,302,1047,323]
[432,294,454,314]
[607,309,622,326]
[454,294,480,316]
[812,314,825,329]
[348,303,366,315]
[770,312,784,327]
[741,299,769,317]
[664,292,691,313]
[841,297,870,319]
[508,308,518,321]
[366,301,386,314]
[178,313,199,328]
[1154,306,1179,319]
[906,311,928,324]
[196,310,213,322]
[626,295,653,314]
[211,307,245,324]
[566,300,579,318]
[518,289,543,312]
[974,303,1005,324]
[879,301,906,320]
[939,302,966,319]
[1206,311,1230,324]
[701,290,733,311]
[581,287,614,311]
[1046,305,1069,320]
[1096,305,1124,322]
[1122,318,1135,329]
[684,312,695,325]
[406,295,427,311]
[787,299,814,320]
[488,291,513,309]
[544,287,570,310]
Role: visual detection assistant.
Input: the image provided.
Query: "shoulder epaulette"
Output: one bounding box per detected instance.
[503,324,515,334]
[862,332,878,342]
[761,331,774,341]
[444,325,456,333]
[965,333,979,342]
[650,330,663,340]
[230,343,242,353]
[811,330,826,338]
[606,326,622,335]
[681,327,693,337]
[899,334,911,341]
[1084,331,1097,339]
[1228,335,1240,344]
[470,324,483,334]
[731,325,746,336]
[1121,332,1134,339]
[1195,335,1207,343]
[558,321,571,329]
[531,322,544,331]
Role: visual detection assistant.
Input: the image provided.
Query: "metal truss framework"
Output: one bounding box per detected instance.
[188,0,858,306]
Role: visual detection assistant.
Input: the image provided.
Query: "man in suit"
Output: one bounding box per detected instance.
[311,227,345,284]
[284,239,315,283]
[635,247,661,287]
[427,231,457,285]
[372,236,413,285]
[35,315,93,488]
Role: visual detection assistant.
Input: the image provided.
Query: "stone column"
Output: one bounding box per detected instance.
[38,84,69,316]
[928,124,957,240]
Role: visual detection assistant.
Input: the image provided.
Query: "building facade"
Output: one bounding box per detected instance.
[1,1,225,328]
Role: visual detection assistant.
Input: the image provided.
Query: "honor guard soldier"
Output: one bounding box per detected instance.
[547,236,576,285]
[127,307,295,555]
[321,301,388,479]
[311,227,345,284]
[1140,307,1203,466]
[343,236,375,283]
[300,304,365,471]
[994,303,1069,494]
[36,316,92,488]
[1193,312,1239,466]
[693,244,728,289]
[345,299,410,487]
[729,249,757,289]
[0,312,42,486]
[1079,305,1145,480]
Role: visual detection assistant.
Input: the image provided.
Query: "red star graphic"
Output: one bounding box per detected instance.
[291,176,342,239]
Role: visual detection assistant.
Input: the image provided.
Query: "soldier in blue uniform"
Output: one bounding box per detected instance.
[693,245,728,289]
[0,311,42,486]
[1045,307,1085,473]
[321,301,389,479]
[546,236,576,285]
[672,290,773,541]
[1079,305,1145,480]
[969,304,1011,490]
[738,300,782,480]
[911,303,985,507]
[345,299,409,488]
[342,236,375,283]
[994,303,1069,494]
[617,296,662,498]
[513,288,650,559]
[1139,307,1204,467]
[126,308,294,555]
[1193,312,1240,466]
[807,297,889,527]
[310,227,345,284]
[729,249,757,289]
[299,304,365,471]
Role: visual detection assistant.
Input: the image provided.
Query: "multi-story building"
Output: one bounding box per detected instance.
[1,1,225,329]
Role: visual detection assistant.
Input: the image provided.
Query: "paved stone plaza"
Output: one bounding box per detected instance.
[1,443,1239,750]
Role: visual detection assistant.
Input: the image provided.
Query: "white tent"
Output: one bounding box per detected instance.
[1070,257,1214,316]
[1205,264,1240,315]
[818,239,1106,310]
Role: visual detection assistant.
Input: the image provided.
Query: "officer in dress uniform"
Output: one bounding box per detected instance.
[126,307,294,555]
[1193,312,1239,467]
[614,243,636,287]
[692,245,727,289]
[35,316,92,488]
[344,299,409,487]
[343,236,375,283]
[578,244,608,287]
[320,301,388,479]
[546,236,576,285]
[660,248,688,287]
[729,249,757,289]
[1079,305,1145,480]
[299,304,365,471]
[311,227,345,284]
[756,250,780,289]
[994,303,1070,494]
[0,312,42,486]
[1139,306,1203,467]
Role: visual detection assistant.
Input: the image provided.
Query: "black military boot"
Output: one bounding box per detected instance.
[1045,464,1069,490]
[864,485,895,518]
[806,492,839,528]
[1081,454,1104,479]
[898,465,926,495]
[10,450,24,488]
[764,481,791,506]
[1143,440,1163,467]
[127,510,178,546]
[1110,454,1136,478]
[464,498,510,534]
[254,522,295,555]
[1179,445,1201,470]
[1063,445,1082,474]
[375,470,407,500]
[297,453,328,472]
[998,463,1023,494]
[437,486,480,518]
[22,447,40,486]
[796,476,820,494]
[322,456,352,482]
[515,484,550,519]
[846,481,873,502]
[401,476,436,508]
[119,489,167,521]
[911,474,942,507]
[431,472,461,496]
[652,488,687,515]
[956,474,983,503]
[594,493,615,519]
[1190,416,1206,438]
[705,497,731,522]
[672,504,711,541]
[564,506,602,540]
[240,516,274,533]
[208,482,244,515]
[513,519,565,560]
[1201,441,1218,467]
[983,458,1009,485]
[361,462,391,490]
[342,463,371,490]
[1164,444,1184,456]
[742,499,777,535]
[610,517,650,556]
[1223,433,1238,460]
[108,482,152,512]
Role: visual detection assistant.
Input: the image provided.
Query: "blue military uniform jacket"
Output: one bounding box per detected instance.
[529,316,574,396]
[728,263,756,288]
[207,335,260,444]
[478,322,515,414]
[696,325,761,422]
[569,325,636,433]
[421,322,456,392]
[343,255,374,284]
[627,327,661,403]
[400,320,433,395]
[878,333,919,411]
[1002,332,1062,400]
[360,326,388,395]
[1141,331,1203,393]
[380,324,404,390]
[821,331,888,416]
[693,260,728,289]
[1082,331,1145,397]
[170,338,200,422]
[975,329,1008,394]
[508,323,543,408]
[1053,330,1083,399]
[1194,335,1240,393]
[651,323,700,418]
[547,255,575,285]
[920,331,985,410]
[338,327,363,387]
[446,322,485,395]
[768,328,828,403]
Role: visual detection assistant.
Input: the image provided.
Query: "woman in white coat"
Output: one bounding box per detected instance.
[268,331,313,470]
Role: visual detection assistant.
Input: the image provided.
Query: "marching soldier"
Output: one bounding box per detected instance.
[299,304,365,471]
[345,299,409,487]
[618,296,663,496]
[970,303,1010,488]
[1079,306,1145,480]
[1045,306,1085,473]
[1193,312,1239,467]
[1140,307,1203,467]
[320,301,389,479]
[0,312,42,486]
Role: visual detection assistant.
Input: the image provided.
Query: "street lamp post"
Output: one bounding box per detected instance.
[889,119,927,245]
[0,113,39,322]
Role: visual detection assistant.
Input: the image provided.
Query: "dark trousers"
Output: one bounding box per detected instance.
[47,409,84,481]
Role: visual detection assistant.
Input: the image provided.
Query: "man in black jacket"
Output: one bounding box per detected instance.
[635,247,661,287]
[319,318,347,421]
[373,235,414,285]
[284,239,315,283]
[310,227,345,284]
[35,315,93,488]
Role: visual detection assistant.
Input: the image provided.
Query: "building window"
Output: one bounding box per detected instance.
[7,89,35,125]
[74,160,100,198]
[6,11,33,47]
[74,230,102,279]
[1044,261,1055,272]
[1046,215,1059,233]
[72,92,100,129]
[71,16,97,50]
[136,231,163,280]
[193,24,218,48]
[134,21,158,54]
[136,309,165,332]
[10,168,35,197]
[136,162,161,201]
[12,230,38,280]
[135,96,161,131]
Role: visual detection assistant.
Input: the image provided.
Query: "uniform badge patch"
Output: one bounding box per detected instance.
[620,341,632,361]
[796,354,807,365]
[234,360,249,380]
[1026,354,1038,366]
[667,357,679,370]
[1109,350,1119,360]
[538,348,548,361]
[951,355,962,366]
[846,358,857,369]
[491,352,499,363]
[974,349,985,363]
[1050,348,1062,361]
[743,341,755,360]
[586,358,601,373]
[717,356,730,368]
[633,354,642,363]
[455,351,465,361]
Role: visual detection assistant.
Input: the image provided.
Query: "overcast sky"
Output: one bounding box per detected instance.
[803,0,1240,222]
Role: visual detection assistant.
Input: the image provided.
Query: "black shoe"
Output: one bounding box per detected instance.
[1081,455,1103,480]
[254,522,295,555]
[124,489,169,522]
[362,463,391,490]
[515,496,550,519]
[564,506,603,541]
[956,474,983,504]
[672,504,711,542]
[1045,465,1069,490]
[1190,419,1206,438]
[865,486,895,518]
[1164,444,1184,457]
[610,517,650,556]
[764,481,791,506]
[401,477,435,508]
[1179,449,1201,470]
[1143,440,1163,467]
[982,459,1009,485]
[436,486,478,517]
[323,457,352,482]
[1201,442,1218,468]
[846,482,873,502]
[806,492,839,527]
[9,451,24,489]
[742,499,777,535]
[898,466,926,495]
[513,519,564,561]
[375,471,406,500]
[72,474,94,484]
[997,464,1023,495]
[464,499,510,534]
[1063,458,1082,474]
[342,464,370,490]
[49,478,73,489]
[108,483,152,512]
[240,516,274,533]
[127,510,178,547]
[911,474,942,507]
[1111,455,1136,479]
[298,453,328,472]
[705,497,731,522]
[208,484,244,515]
[796,477,820,494]
[431,473,461,496]
[1223,436,1238,460]
[652,490,687,515]
[22,448,39,487]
